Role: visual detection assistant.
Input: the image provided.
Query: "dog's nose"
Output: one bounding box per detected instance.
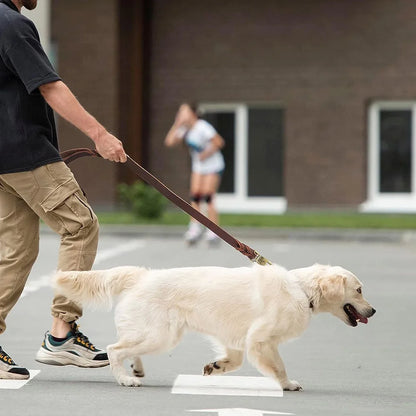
[371,308,376,316]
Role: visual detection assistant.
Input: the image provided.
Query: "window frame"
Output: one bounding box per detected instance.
[361,101,416,213]
[199,102,287,214]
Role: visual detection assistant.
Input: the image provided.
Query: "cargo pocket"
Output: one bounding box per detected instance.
[40,179,95,236]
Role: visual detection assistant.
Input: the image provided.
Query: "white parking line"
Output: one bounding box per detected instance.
[189,409,293,416]
[0,370,40,390]
[21,239,146,298]
[172,375,283,397]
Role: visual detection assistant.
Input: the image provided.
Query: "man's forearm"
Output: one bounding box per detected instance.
[39,80,106,143]
[39,80,126,163]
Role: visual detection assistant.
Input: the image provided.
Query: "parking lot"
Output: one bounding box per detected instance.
[1,228,414,416]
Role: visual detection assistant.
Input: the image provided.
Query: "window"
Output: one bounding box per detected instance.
[200,103,286,213]
[248,107,284,197]
[361,102,416,212]
[203,111,235,194]
[379,110,411,193]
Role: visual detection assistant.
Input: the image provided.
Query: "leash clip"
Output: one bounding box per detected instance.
[253,251,272,266]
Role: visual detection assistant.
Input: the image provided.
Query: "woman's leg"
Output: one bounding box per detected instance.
[184,172,204,243]
[200,173,221,224]
[189,172,203,215]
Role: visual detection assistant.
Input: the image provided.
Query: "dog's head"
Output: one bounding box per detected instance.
[315,266,376,327]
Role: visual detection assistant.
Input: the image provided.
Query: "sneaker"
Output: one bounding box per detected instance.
[35,323,109,368]
[0,346,30,380]
[184,222,203,244]
[204,229,220,246]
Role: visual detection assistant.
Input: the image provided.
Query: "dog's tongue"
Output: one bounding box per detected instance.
[350,305,368,324]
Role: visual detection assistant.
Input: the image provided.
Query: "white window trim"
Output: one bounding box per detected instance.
[200,103,287,214]
[361,101,416,213]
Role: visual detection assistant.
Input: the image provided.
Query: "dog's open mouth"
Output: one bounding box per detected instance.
[344,304,368,327]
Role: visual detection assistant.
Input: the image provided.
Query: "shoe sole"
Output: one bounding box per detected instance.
[0,369,30,380]
[35,350,109,368]
[186,234,204,246]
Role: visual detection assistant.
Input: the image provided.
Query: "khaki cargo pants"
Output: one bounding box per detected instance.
[0,161,99,334]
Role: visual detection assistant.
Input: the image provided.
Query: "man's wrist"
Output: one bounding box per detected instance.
[86,124,107,143]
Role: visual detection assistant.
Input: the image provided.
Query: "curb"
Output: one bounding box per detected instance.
[86,224,416,244]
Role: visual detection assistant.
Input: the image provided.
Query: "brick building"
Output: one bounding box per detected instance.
[48,0,416,213]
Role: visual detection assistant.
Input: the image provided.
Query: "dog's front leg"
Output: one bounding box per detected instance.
[203,348,244,375]
[247,340,302,391]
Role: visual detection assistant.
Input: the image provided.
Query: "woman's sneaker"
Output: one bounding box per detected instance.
[0,346,30,380]
[204,229,221,246]
[35,323,109,368]
[184,222,203,245]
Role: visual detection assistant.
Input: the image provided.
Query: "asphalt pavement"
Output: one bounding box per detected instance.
[1,225,415,416]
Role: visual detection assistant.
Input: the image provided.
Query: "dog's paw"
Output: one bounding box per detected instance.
[203,361,223,376]
[117,375,142,387]
[282,380,303,391]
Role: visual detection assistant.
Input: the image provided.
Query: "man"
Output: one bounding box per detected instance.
[0,0,127,379]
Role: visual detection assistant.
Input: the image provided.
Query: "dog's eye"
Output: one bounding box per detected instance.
[357,288,362,294]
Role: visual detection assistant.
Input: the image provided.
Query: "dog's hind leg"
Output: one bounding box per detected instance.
[107,340,146,387]
[203,348,244,376]
[131,357,145,378]
[246,339,302,391]
[108,324,183,386]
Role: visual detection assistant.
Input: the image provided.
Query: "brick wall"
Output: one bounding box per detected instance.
[148,0,416,208]
[51,0,119,207]
[51,0,416,209]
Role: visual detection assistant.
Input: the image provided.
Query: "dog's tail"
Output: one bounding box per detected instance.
[53,266,145,308]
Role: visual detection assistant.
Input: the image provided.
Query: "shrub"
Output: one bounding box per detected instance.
[118,181,167,219]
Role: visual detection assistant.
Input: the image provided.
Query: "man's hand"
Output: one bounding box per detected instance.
[94,131,127,163]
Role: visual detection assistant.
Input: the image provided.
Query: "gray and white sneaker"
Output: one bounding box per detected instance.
[204,229,221,246]
[0,346,30,380]
[184,222,203,245]
[35,323,109,368]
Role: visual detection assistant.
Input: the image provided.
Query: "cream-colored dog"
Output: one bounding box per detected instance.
[54,263,375,390]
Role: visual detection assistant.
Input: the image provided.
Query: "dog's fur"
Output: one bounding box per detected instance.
[54,263,375,390]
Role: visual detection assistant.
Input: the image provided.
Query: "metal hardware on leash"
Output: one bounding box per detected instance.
[60,148,272,266]
[253,251,272,266]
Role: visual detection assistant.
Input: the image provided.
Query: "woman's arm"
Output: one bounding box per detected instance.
[164,108,190,147]
[39,80,126,163]
[199,134,225,161]
[164,122,185,147]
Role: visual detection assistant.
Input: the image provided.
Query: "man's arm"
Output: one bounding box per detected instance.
[39,80,126,163]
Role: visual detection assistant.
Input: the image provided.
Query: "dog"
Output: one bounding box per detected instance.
[54,263,375,390]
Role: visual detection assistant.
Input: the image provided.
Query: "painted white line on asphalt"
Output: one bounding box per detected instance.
[0,370,40,389]
[94,240,146,264]
[189,409,293,416]
[172,375,283,397]
[21,239,146,298]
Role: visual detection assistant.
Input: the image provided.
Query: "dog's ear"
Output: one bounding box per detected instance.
[318,275,346,303]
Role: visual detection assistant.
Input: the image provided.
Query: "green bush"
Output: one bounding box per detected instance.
[118,181,167,219]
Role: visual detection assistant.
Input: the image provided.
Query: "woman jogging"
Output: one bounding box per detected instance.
[165,103,225,245]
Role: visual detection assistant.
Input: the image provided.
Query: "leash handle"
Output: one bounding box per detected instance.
[60,147,101,164]
[60,148,271,266]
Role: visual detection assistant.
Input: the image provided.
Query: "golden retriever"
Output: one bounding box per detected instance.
[54,263,375,390]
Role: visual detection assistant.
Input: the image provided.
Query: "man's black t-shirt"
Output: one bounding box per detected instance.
[0,0,62,174]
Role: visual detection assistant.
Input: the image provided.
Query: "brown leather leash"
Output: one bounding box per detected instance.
[60,148,271,266]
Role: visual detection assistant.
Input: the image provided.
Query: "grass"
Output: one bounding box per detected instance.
[96,210,416,229]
